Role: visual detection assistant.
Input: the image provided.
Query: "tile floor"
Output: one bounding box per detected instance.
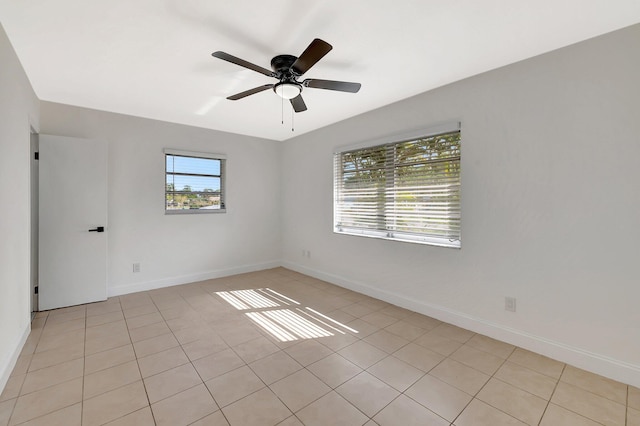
[1,267,638,425]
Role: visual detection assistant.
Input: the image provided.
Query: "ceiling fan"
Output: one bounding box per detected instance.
[212,38,361,112]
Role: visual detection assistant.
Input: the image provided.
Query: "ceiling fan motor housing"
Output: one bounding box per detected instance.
[270,54,299,77]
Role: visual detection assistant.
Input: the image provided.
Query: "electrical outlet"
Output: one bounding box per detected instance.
[505,296,516,312]
[133,262,141,273]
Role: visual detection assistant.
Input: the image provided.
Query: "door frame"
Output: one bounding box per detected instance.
[30,127,39,313]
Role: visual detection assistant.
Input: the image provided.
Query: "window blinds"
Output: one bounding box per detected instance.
[334,130,461,248]
[164,149,226,213]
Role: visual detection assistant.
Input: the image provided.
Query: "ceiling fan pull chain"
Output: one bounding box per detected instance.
[281,95,284,125]
[292,105,294,132]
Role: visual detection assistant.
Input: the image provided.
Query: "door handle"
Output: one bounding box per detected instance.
[88,226,105,233]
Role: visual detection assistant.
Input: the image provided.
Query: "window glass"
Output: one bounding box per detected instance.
[165,153,226,213]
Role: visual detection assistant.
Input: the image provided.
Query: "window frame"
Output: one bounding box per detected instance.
[333,122,461,248]
[164,148,226,215]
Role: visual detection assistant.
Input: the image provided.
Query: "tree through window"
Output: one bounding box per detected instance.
[334,126,461,247]
[165,150,226,213]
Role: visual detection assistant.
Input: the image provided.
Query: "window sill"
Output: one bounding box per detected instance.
[334,228,460,249]
[165,208,226,215]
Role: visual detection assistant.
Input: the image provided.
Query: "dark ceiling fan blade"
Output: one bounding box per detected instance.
[290,94,307,112]
[227,84,274,100]
[291,39,332,76]
[303,79,361,93]
[212,51,275,77]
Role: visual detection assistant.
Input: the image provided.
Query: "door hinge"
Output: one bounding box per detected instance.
[34,286,39,294]
[34,152,39,160]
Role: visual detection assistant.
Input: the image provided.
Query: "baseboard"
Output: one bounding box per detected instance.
[108,260,282,297]
[282,260,640,388]
[0,322,30,395]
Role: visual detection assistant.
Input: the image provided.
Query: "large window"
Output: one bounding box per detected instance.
[334,126,461,247]
[165,149,226,214]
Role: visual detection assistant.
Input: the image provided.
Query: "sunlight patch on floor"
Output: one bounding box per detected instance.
[216,288,358,342]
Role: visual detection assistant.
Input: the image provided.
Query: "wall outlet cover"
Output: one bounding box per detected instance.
[505,296,516,312]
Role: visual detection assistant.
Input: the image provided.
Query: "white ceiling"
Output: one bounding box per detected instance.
[2,1,639,141]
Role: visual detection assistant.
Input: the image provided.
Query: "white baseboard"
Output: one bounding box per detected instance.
[282,260,640,388]
[0,322,30,395]
[108,260,282,297]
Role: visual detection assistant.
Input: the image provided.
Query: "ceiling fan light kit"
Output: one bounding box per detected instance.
[274,82,301,100]
[212,38,361,114]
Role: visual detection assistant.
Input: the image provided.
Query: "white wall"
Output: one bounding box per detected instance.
[40,103,282,296]
[0,24,39,391]
[281,24,640,386]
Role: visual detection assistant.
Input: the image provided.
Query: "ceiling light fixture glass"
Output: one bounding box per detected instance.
[274,82,301,99]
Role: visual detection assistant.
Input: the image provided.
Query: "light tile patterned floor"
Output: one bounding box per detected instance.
[1,267,638,425]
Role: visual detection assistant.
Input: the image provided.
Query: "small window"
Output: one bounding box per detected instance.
[334,126,461,247]
[165,149,226,214]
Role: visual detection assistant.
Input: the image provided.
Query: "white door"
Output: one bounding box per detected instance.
[39,135,108,310]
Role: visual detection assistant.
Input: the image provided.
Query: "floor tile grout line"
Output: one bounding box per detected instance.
[8,397,80,425]
[622,393,633,426]
[448,346,517,426]
[209,277,378,422]
[173,288,235,426]
[341,368,424,424]
[178,285,259,422]
[85,284,330,420]
[502,353,563,382]
[122,296,158,426]
[212,281,329,421]
[536,363,566,426]
[402,360,463,424]
[206,277,481,424]
[559,369,630,408]
[5,311,84,426]
[8,311,42,408]
[356,342,452,424]
[2,398,17,426]
[367,353,428,394]
[539,365,616,425]
[10,367,84,400]
[388,391,448,425]
[26,311,50,362]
